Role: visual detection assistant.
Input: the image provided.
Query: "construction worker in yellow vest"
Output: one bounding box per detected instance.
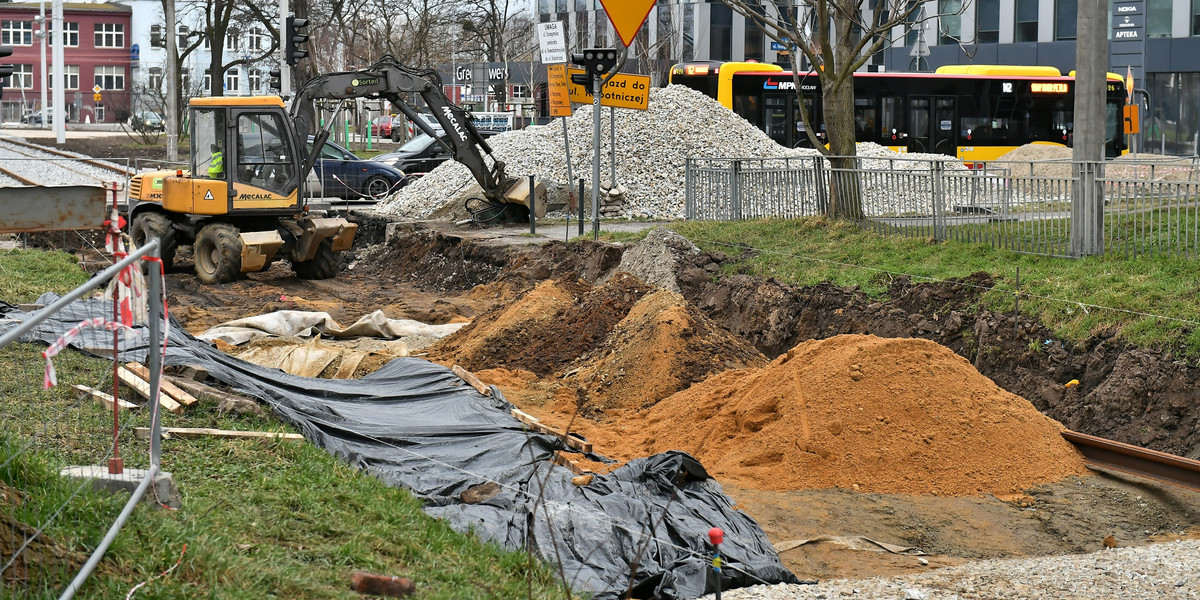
[207,142,225,179]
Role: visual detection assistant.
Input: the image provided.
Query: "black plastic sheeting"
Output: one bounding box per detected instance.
[3,296,800,599]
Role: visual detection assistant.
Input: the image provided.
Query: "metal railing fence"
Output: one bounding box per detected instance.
[0,240,164,599]
[685,155,1200,259]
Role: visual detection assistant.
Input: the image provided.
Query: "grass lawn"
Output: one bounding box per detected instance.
[0,249,570,599]
[606,218,1200,357]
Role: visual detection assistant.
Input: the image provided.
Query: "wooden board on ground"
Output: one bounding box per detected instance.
[116,366,182,414]
[552,450,593,475]
[124,362,198,406]
[165,364,210,382]
[73,384,138,410]
[511,408,593,453]
[134,427,304,442]
[164,375,263,417]
[452,364,492,396]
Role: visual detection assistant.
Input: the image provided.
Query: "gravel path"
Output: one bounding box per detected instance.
[0,138,126,186]
[707,540,1199,599]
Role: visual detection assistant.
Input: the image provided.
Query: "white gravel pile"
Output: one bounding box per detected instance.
[373,85,824,220]
[707,540,1200,599]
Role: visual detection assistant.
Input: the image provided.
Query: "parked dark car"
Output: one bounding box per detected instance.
[129,110,165,132]
[372,129,499,179]
[306,137,406,201]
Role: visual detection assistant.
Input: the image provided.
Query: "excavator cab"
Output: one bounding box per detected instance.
[129,95,357,285]
[163,97,304,215]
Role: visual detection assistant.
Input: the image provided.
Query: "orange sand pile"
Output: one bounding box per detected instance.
[565,289,767,413]
[621,334,1088,496]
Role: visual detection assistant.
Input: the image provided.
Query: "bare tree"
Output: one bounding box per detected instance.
[456,0,521,107]
[723,0,957,219]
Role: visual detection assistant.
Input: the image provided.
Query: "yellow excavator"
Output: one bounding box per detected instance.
[127,55,542,284]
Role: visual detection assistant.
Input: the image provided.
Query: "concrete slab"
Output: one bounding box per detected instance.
[59,465,182,509]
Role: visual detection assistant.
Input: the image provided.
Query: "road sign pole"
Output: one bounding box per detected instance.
[562,115,573,222]
[591,74,602,241]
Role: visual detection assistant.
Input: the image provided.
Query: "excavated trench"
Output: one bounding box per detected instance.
[353,220,1200,461]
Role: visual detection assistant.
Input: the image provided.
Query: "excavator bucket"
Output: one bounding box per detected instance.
[502,178,548,218]
[240,230,286,273]
[294,217,358,262]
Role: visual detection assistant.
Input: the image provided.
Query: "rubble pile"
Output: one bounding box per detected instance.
[374,85,823,220]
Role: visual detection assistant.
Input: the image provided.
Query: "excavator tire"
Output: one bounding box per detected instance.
[130,211,177,270]
[194,223,243,284]
[291,238,341,280]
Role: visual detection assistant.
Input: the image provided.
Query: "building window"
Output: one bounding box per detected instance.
[225,68,239,93]
[1148,0,1172,37]
[575,11,589,50]
[1054,0,1077,39]
[225,29,238,52]
[1193,0,1200,35]
[95,103,105,122]
[595,11,607,47]
[1015,0,1038,42]
[50,65,81,89]
[11,64,34,89]
[976,0,999,42]
[63,22,79,47]
[150,24,164,47]
[181,68,191,91]
[905,0,921,46]
[203,68,211,93]
[177,25,190,48]
[94,23,124,48]
[148,66,164,90]
[94,65,125,90]
[511,84,528,98]
[711,3,732,61]
[538,0,549,15]
[744,4,765,60]
[249,69,262,93]
[248,27,263,51]
[1,20,34,46]
[555,0,567,11]
[203,36,210,51]
[939,0,962,44]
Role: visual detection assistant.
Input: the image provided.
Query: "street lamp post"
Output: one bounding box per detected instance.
[36,4,47,128]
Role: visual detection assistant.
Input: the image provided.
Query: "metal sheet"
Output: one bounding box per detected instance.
[0,185,109,233]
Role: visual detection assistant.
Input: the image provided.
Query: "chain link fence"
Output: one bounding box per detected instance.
[1,242,166,599]
[685,155,1200,259]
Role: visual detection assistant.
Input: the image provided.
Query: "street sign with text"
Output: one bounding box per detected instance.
[537,21,568,64]
[547,64,572,117]
[567,68,650,110]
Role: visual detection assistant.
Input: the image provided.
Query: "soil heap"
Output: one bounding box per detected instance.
[428,273,766,413]
[625,334,1088,497]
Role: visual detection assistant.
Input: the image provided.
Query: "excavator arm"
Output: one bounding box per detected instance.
[290,54,525,213]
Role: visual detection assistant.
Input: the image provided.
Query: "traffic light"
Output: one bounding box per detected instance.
[268,67,282,91]
[570,47,618,86]
[0,45,14,81]
[285,16,309,66]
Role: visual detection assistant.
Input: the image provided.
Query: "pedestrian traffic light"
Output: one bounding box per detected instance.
[0,45,14,81]
[570,47,618,86]
[269,67,282,91]
[285,16,308,66]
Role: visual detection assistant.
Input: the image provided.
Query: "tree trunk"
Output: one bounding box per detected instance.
[822,74,864,220]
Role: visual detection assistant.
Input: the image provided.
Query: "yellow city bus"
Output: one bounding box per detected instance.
[669,61,1128,161]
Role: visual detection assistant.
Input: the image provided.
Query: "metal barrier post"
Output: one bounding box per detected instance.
[932,162,945,242]
[528,175,536,236]
[813,156,828,215]
[146,242,163,469]
[685,158,694,220]
[730,160,742,221]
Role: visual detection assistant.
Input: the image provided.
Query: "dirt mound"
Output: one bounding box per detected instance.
[565,288,767,415]
[624,334,1088,496]
[426,274,656,376]
[994,144,1074,179]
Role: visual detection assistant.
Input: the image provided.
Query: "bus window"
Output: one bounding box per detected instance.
[855,98,877,143]
[909,97,931,152]
[765,96,789,146]
[882,96,903,142]
[1106,101,1120,156]
[734,95,762,129]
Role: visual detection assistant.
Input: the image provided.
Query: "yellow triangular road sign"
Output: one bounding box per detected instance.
[599,0,657,47]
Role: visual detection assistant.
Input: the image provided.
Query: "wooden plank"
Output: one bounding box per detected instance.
[165,364,209,382]
[452,364,492,396]
[165,375,263,417]
[510,408,593,453]
[116,366,182,415]
[552,450,593,475]
[73,384,138,410]
[134,427,304,442]
[124,362,198,407]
